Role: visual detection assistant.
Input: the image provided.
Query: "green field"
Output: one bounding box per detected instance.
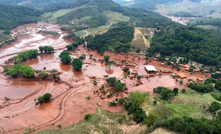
[103,11,130,24]
[41,9,74,23]
[74,30,87,37]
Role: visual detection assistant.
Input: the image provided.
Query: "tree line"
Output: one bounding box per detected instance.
[149,26,221,66]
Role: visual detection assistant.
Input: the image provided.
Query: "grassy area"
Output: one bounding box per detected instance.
[142,89,216,120]
[84,25,112,36]
[197,25,221,31]
[35,107,146,134]
[41,9,74,23]
[103,11,130,24]
[0,30,13,45]
[39,30,58,36]
[74,30,87,37]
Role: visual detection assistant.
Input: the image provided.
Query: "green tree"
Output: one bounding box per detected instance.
[137,75,142,81]
[125,91,148,113]
[106,77,117,86]
[59,51,71,64]
[123,67,129,72]
[38,93,52,104]
[71,58,83,71]
[209,102,220,113]
[104,55,110,62]
[20,65,35,78]
[106,61,114,69]
[39,46,44,53]
[215,79,221,91]
[160,89,174,100]
[181,89,186,93]
[173,88,179,95]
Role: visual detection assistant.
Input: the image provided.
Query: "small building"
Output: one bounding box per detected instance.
[177,73,187,79]
[145,65,158,72]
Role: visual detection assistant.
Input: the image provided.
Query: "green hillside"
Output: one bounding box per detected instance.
[41,0,181,31]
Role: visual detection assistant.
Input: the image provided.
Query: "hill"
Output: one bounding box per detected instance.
[0,0,74,9]
[114,0,221,19]
[40,0,180,31]
[0,4,42,44]
[148,26,221,66]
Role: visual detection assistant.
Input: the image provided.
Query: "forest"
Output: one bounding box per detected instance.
[0,4,42,30]
[149,26,221,66]
[86,25,134,54]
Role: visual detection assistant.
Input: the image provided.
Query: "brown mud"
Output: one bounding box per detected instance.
[0,23,208,134]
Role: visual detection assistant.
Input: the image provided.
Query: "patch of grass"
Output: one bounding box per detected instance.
[36,107,145,134]
[103,11,130,24]
[74,30,87,37]
[41,9,74,23]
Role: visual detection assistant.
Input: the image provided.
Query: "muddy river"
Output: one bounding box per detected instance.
[0,22,207,134]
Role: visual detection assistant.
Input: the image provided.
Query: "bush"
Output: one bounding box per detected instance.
[208,102,220,113]
[104,55,110,62]
[173,88,179,95]
[71,58,83,71]
[14,49,38,63]
[93,81,97,86]
[133,108,147,123]
[188,83,214,93]
[38,71,48,79]
[5,65,35,78]
[106,77,117,86]
[59,51,71,64]
[87,96,91,100]
[38,93,52,104]
[181,89,186,93]
[153,100,157,106]
[153,86,167,93]
[215,79,221,91]
[79,54,86,60]
[66,44,74,50]
[84,114,93,121]
[137,75,142,80]
[119,98,125,105]
[211,93,221,101]
[160,89,174,100]
[123,67,129,72]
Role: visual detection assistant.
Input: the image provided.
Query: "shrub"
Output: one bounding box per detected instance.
[188,83,214,93]
[79,54,86,60]
[87,96,91,100]
[133,108,146,123]
[123,67,129,72]
[106,77,117,86]
[37,93,52,104]
[59,51,71,64]
[93,81,97,86]
[137,75,142,80]
[160,89,174,100]
[153,100,157,106]
[71,58,83,71]
[179,80,183,84]
[38,71,48,79]
[66,45,74,50]
[173,88,179,95]
[104,55,110,62]
[119,98,125,105]
[84,114,93,121]
[208,102,220,113]
[181,89,186,93]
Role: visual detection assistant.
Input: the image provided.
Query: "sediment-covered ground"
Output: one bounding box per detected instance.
[0,23,208,134]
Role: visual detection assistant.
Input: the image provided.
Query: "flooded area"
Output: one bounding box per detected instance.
[0,23,208,133]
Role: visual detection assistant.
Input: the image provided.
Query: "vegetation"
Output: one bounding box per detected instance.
[0,4,41,30]
[86,26,134,54]
[154,87,174,100]
[4,64,35,78]
[39,46,54,54]
[59,51,71,64]
[39,30,58,35]
[208,102,220,113]
[14,49,38,63]
[149,26,221,66]
[188,83,214,93]
[122,67,129,72]
[137,75,141,81]
[106,77,126,92]
[104,55,110,62]
[38,71,48,79]
[71,58,83,71]
[37,93,52,104]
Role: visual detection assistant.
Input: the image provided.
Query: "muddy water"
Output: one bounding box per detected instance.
[0,23,208,134]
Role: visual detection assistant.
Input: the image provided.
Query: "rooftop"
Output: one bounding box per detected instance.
[144,65,157,72]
